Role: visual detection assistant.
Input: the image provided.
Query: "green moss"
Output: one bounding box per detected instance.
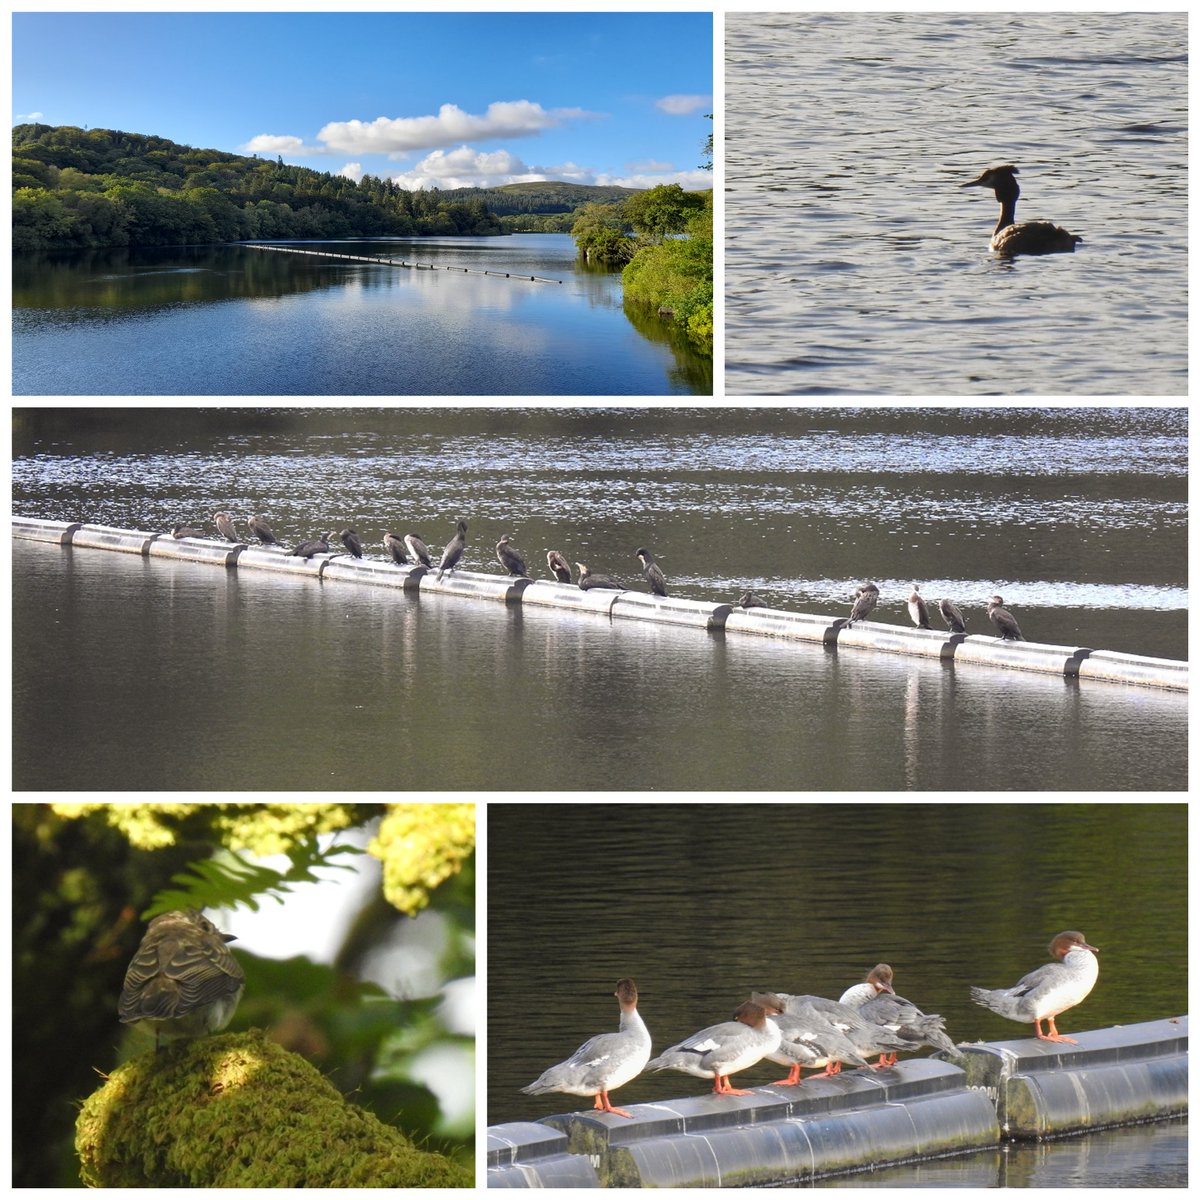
[75,1030,472,1187]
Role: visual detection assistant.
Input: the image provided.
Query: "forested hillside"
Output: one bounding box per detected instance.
[11,124,505,250]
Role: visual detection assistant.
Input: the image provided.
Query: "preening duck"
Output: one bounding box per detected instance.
[961,164,1082,256]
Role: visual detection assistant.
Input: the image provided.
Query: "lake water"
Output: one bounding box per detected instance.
[11,234,710,396]
[725,11,1188,394]
[11,407,1186,791]
[487,802,1188,1185]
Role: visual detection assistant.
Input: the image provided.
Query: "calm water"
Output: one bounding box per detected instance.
[11,235,710,395]
[11,407,1187,791]
[487,803,1188,1185]
[725,12,1188,394]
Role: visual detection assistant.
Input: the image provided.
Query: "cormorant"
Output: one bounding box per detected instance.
[907,585,932,629]
[845,582,879,626]
[496,535,528,577]
[635,547,668,597]
[961,165,1082,256]
[738,590,768,608]
[339,529,363,558]
[213,512,239,542]
[575,562,623,591]
[546,550,573,583]
[247,514,279,545]
[383,533,409,565]
[404,534,433,568]
[988,595,1025,641]
[171,524,205,539]
[939,598,967,634]
[290,532,334,559]
[437,521,468,580]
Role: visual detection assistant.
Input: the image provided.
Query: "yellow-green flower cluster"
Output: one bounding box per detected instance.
[211,804,357,857]
[370,804,476,915]
[51,803,201,849]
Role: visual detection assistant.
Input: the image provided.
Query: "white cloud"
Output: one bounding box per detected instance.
[316,100,598,156]
[240,133,314,156]
[338,162,364,182]
[656,94,711,116]
[16,111,45,122]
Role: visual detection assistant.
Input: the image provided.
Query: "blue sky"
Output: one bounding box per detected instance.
[12,11,713,190]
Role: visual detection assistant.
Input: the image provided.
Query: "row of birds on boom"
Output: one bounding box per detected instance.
[171,512,1027,640]
[522,933,1099,1115]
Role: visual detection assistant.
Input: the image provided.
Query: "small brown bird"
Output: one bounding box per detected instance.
[118,909,245,1050]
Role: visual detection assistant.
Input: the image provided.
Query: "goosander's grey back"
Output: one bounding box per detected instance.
[774,992,918,1058]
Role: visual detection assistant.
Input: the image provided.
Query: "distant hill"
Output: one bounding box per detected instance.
[437,181,640,216]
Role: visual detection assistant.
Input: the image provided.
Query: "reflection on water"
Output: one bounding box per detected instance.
[487,803,1188,1186]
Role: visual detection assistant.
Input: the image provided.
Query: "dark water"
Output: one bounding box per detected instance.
[487,802,1188,1186]
[11,407,1187,791]
[11,236,710,395]
[725,11,1187,394]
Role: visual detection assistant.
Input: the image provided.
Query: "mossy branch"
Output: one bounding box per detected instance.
[75,1030,472,1187]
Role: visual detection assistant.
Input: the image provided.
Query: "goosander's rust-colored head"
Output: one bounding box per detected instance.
[614,978,639,1008]
[732,1000,768,1028]
[749,991,784,1015]
[865,963,895,993]
[1050,931,1098,958]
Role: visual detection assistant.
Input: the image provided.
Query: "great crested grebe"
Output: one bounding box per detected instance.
[961,164,1082,256]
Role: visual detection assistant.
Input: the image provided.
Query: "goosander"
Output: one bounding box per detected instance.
[939,598,967,634]
[646,1000,781,1096]
[970,930,1099,1044]
[838,964,958,1065]
[961,164,1082,256]
[521,977,651,1118]
[496,535,528,577]
[764,991,916,1072]
[752,991,869,1084]
[635,547,668,597]
[907,586,932,630]
[845,582,880,627]
[988,595,1024,641]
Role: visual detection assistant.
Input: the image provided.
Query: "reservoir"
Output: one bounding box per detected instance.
[11,234,710,395]
[11,407,1186,791]
[487,802,1187,1186]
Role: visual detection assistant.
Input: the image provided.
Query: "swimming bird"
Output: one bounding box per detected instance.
[752,992,869,1085]
[404,534,433,569]
[907,586,932,629]
[247,514,279,545]
[939,598,967,634]
[988,595,1024,641]
[546,550,573,584]
[437,521,468,580]
[838,965,958,1065]
[970,931,1099,1044]
[575,563,624,591]
[290,532,334,559]
[647,1000,781,1096]
[759,992,916,1074]
[738,591,768,609]
[171,525,205,539]
[383,533,409,565]
[496,535,528,577]
[961,164,1082,256]
[845,582,880,627]
[213,512,239,543]
[635,547,668,597]
[521,978,651,1119]
[339,529,363,559]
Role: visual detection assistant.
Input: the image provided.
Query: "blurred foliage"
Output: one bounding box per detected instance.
[370,803,476,915]
[14,802,475,1186]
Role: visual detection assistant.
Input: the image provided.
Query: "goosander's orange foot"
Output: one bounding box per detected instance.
[602,1104,634,1117]
[1038,1031,1078,1044]
[771,1075,801,1086]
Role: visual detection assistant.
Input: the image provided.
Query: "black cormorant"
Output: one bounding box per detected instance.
[988,595,1025,641]
[339,529,363,558]
[961,165,1082,256]
[404,534,433,568]
[845,582,879,626]
[291,532,334,559]
[939,598,966,634]
[496,535,528,577]
[171,524,205,539]
[738,590,768,608]
[546,550,573,583]
[575,562,623,591]
[247,514,279,545]
[907,585,932,629]
[383,533,409,565]
[213,512,239,542]
[635,547,668,597]
[437,521,468,580]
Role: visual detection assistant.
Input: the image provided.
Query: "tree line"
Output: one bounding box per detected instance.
[11,124,505,250]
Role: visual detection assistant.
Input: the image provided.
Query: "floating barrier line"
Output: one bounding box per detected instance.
[12,519,1188,694]
[239,242,562,284]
